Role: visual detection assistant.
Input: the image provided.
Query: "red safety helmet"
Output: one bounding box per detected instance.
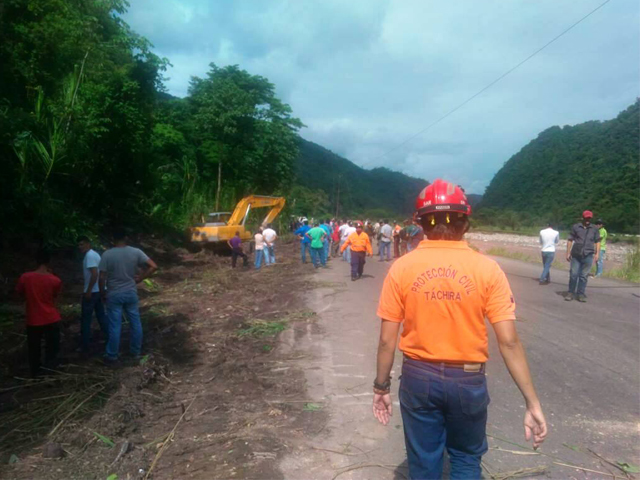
[415,179,471,217]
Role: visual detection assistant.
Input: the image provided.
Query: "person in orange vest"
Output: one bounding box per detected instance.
[340,222,373,281]
[372,179,547,479]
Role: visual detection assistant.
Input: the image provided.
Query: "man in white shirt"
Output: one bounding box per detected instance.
[338,221,349,262]
[262,224,277,266]
[379,220,393,261]
[77,236,108,354]
[340,221,356,263]
[254,228,265,270]
[539,223,559,285]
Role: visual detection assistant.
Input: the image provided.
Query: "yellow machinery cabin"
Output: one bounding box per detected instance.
[190,195,286,245]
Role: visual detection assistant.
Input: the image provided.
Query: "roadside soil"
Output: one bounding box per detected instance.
[0,239,327,479]
[465,231,633,273]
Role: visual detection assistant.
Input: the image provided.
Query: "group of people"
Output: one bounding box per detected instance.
[16,228,157,376]
[539,211,607,302]
[227,224,278,270]
[21,184,621,477]
[293,218,426,281]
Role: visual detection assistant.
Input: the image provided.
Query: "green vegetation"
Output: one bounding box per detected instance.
[479,101,639,233]
[237,320,288,338]
[0,1,427,247]
[0,0,302,246]
[487,245,640,283]
[603,243,640,283]
[294,139,428,219]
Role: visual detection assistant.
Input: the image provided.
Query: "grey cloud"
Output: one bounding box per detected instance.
[125,0,639,194]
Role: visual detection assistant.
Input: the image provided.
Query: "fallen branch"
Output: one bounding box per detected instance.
[587,448,633,478]
[144,396,197,480]
[553,461,619,478]
[332,463,407,480]
[489,466,547,480]
[490,446,541,456]
[48,386,103,437]
[310,445,375,457]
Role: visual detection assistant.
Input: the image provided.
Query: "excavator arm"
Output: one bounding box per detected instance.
[228,195,286,227]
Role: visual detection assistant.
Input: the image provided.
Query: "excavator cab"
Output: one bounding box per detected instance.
[204,212,232,226]
[191,195,286,246]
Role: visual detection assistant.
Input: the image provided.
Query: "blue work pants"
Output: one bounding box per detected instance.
[350,250,366,278]
[569,254,594,296]
[596,250,605,276]
[400,358,489,480]
[379,241,392,261]
[539,251,555,283]
[80,292,108,352]
[310,247,326,268]
[105,290,142,360]
[254,249,264,269]
[263,245,275,265]
[301,243,310,263]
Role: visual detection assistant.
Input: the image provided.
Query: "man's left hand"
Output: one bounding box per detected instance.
[372,393,392,425]
[594,255,599,263]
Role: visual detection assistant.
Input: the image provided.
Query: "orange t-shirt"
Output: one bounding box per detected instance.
[377,240,515,363]
[341,231,372,254]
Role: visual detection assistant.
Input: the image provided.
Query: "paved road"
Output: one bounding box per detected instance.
[280,251,640,479]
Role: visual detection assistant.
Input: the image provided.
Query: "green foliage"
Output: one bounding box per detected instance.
[1,1,302,245]
[604,242,640,283]
[295,139,428,218]
[93,431,115,448]
[237,320,288,338]
[479,101,640,233]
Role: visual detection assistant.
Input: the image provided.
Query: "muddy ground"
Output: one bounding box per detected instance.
[0,239,328,479]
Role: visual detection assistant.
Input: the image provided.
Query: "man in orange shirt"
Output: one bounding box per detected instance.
[373,180,547,479]
[340,222,372,281]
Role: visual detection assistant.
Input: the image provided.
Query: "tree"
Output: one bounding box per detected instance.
[188,64,303,210]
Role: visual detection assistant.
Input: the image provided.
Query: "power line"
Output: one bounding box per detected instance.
[373,0,612,162]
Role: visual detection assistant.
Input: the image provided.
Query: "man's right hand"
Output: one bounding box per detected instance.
[83,291,92,300]
[566,254,571,262]
[524,403,548,449]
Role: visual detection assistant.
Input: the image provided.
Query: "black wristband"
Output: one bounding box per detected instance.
[373,378,391,391]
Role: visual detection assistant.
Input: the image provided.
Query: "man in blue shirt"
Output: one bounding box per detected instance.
[294,220,312,264]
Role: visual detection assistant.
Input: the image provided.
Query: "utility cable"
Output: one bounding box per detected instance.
[373,0,612,161]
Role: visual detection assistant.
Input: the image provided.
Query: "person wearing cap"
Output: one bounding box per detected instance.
[340,222,373,281]
[373,179,547,479]
[594,219,607,277]
[565,211,601,302]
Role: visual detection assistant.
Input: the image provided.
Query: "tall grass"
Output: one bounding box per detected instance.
[604,244,640,283]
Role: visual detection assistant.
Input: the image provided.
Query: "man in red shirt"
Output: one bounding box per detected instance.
[16,250,63,377]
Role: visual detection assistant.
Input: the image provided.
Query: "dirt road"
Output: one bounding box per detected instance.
[280,250,640,479]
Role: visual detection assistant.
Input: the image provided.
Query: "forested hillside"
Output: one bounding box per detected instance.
[293,139,428,219]
[479,101,640,232]
[0,0,429,246]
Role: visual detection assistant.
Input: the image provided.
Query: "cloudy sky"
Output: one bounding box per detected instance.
[124,0,638,194]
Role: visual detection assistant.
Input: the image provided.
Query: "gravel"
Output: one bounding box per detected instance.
[466,232,634,263]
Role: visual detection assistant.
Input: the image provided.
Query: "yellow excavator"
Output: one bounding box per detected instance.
[190,195,286,246]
